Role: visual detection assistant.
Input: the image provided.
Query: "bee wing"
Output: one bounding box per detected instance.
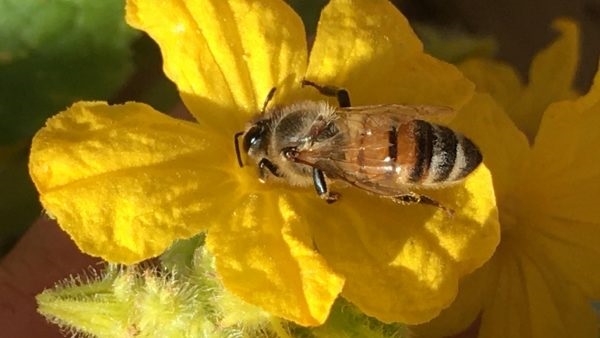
[296,105,442,196]
[296,147,409,196]
[335,104,455,126]
[294,104,458,196]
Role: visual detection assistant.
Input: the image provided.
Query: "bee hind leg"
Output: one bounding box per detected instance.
[393,192,454,216]
[313,168,340,204]
[302,79,351,108]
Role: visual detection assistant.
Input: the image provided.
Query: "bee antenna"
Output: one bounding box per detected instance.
[234,131,245,167]
[261,87,277,114]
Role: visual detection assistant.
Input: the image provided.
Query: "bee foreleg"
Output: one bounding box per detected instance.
[393,192,454,215]
[313,168,340,204]
[302,79,351,108]
[258,158,282,182]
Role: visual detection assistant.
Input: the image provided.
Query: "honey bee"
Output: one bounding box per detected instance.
[234,80,482,212]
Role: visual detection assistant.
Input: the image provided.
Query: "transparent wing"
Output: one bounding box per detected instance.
[336,104,455,126]
[303,154,408,196]
[294,104,454,196]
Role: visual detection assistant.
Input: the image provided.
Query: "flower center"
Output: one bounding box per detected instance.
[498,198,519,233]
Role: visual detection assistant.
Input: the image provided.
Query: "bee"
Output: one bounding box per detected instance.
[234,80,482,212]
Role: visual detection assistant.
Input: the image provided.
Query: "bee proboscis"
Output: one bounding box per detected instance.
[234,80,482,213]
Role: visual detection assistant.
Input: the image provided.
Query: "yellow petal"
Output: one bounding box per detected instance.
[520,61,600,297]
[414,220,600,338]
[410,260,494,337]
[527,61,600,220]
[29,102,232,264]
[205,192,345,326]
[450,93,530,201]
[305,165,499,324]
[478,245,597,338]
[416,78,600,336]
[306,0,474,110]
[509,19,580,140]
[459,58,524,112]
[126,0,307,127]
[520,212,600,300]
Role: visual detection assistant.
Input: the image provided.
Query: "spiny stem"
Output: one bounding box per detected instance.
[269,316,292,338]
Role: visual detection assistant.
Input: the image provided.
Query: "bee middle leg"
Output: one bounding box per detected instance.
[393,192,454,215]
[313,168,340,204]
[258,158,282,182]
[282,147,340,204]
[302,79,351,108]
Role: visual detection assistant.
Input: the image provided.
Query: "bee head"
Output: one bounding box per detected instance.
[234,119,270,167]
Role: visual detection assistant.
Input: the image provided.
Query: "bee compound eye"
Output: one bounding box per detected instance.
[243,125,264,152]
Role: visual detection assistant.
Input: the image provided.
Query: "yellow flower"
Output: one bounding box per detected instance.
[29,0,499,326]
[413,20,600,338]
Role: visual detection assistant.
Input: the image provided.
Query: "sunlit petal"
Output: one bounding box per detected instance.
[411,261,494,337]
[126,0,308,128]
[305,163,498,324]
[30,102,230,263]
[306,0,474,110]
[205,192,345,326]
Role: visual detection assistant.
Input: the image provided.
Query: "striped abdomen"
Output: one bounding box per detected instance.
[343,118,482,188]
[394,120,481,185]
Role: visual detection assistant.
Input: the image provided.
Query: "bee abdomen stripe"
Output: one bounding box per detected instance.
[409,120,433,182]
[430,125,458,182]
[447,134,483,181]
[459,136,483,178]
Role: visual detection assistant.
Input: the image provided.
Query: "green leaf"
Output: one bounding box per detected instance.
[304,299,410,338]
[0,0,138,144]
[413,23,498,64]
[160,234,205,273]
[0,141,39,254]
